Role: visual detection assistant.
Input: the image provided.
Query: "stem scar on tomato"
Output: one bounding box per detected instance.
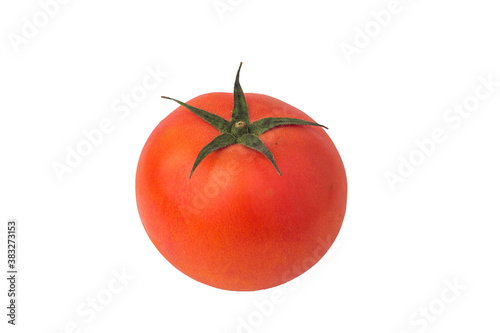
[161,62,327,178]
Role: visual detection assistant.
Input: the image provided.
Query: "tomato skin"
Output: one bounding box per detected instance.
[136,92,347,291]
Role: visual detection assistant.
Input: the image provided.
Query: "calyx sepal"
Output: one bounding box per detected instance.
[161,63,327,178]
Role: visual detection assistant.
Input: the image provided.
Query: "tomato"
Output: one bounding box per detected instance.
[136,64,347,291]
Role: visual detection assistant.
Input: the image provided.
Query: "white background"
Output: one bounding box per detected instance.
[1,0,499,332]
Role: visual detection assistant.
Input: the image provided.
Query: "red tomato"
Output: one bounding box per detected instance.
[136,65,347,291]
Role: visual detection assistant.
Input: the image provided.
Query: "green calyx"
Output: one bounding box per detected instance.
[161,63,327,178]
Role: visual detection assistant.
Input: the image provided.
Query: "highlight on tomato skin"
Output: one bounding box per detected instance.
[135,63,347,291]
